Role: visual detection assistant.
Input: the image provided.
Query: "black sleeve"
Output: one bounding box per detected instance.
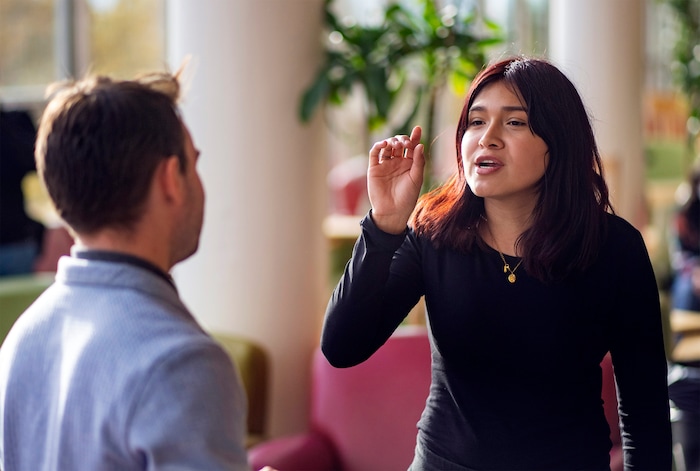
[321,212,425,367]
[608,221,673,470]
[0,110,37,175]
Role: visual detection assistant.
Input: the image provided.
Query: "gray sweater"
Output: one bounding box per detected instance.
[0,252,249,470]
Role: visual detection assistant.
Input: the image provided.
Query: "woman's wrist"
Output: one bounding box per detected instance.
[369,210,409,235]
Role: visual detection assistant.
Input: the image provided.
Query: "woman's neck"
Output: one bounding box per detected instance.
[481,200,535,256]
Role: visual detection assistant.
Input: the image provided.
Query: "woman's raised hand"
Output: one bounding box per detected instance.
[368,126,425,234]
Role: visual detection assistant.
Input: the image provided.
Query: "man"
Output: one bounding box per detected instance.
[0,72,251,470]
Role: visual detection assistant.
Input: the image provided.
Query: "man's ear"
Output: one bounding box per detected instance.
[157,155,185,205]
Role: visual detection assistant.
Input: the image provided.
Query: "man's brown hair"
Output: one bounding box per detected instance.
[35,72,186,235]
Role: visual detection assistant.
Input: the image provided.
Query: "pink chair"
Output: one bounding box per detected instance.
[249,325,431,471]
[33,226,73,273]
[249,327,622,471]
[602,352,623,471]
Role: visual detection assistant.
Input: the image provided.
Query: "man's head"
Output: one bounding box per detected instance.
[36,72,205,266]
[36,73,186,233]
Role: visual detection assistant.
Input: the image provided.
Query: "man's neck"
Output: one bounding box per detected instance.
[74,231,171,273]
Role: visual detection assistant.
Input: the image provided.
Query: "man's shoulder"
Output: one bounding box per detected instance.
[53,256,189,317]
[12,266,212,372]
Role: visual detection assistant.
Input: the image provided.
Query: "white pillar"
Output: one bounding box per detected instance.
[167,0,328,437]
[549,0,646,227]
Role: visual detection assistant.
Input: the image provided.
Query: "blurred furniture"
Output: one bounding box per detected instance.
[33,226,73,273]
[249,326,623,471]
[602,352,623,471]
[0,273,54,343]
[667,309,700,471]
[248,325,431,471]
[669,309,700,362]
[211,332,270,448]
[0,225,71,345]
[327,155,368,216]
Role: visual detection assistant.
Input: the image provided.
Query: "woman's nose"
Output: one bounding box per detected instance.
[478,125,503,148]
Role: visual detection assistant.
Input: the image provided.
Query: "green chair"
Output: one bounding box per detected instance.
[211,332,269,448]
[0,274,54,344]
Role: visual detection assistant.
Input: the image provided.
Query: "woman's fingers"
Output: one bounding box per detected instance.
[410,125,422,146]
[370,126,423,165]
[369,141,388,166]
[380,143,396,161]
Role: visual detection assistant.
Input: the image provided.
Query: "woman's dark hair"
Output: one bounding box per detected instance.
[411,56,612,282]
[35,73,186,235]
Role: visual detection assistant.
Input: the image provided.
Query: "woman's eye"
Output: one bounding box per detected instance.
[469,118,485,126]
[508,120,527,127]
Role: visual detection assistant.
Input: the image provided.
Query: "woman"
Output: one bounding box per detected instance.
[322,56,671,470]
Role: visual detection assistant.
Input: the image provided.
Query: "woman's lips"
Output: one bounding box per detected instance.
[474,156,503,175]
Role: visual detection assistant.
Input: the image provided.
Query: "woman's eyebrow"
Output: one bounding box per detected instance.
[469,105,528,113]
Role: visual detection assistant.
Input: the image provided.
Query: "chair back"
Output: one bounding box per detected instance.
[310,325,431,471]
[0,274,53,345]
[211,332,269,447]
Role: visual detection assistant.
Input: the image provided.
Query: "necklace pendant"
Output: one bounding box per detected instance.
[508,273,516,283]
[503,264,509,273]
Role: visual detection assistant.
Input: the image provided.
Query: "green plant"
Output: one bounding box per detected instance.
[299,0,502,189]
[666,0,700,164]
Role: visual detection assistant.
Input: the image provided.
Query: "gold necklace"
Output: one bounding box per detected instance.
[482,216,524,284]
[496,250,523,283]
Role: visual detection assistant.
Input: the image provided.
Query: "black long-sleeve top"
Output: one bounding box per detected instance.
[322,212,672,470]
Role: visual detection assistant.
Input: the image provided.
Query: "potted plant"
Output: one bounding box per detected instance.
[666,0,700,166]
[299,0,502,192]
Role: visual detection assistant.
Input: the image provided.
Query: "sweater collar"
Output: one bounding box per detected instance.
[72,248,176,290]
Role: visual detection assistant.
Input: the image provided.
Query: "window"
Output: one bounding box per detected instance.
[0,0,165,106]
[0,0,55,101]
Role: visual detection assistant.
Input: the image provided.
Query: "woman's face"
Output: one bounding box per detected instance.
[461,81,549,205]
